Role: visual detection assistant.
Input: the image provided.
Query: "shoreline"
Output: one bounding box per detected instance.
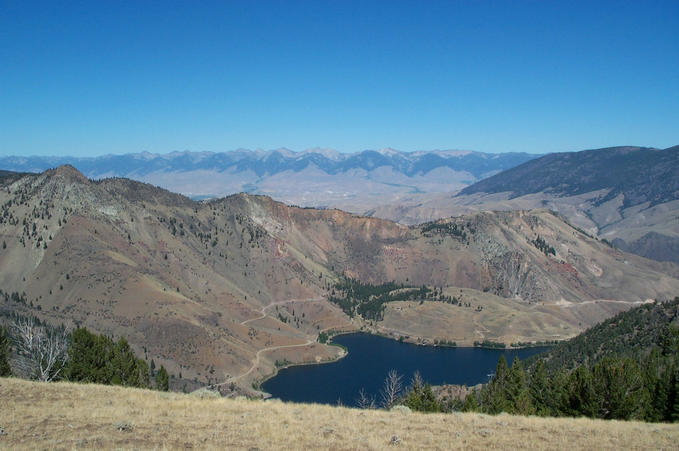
[254,329,356,396]
[361,325,559,351]
[255,329,556,398]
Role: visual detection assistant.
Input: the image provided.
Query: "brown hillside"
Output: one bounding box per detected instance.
[1,167,678,390]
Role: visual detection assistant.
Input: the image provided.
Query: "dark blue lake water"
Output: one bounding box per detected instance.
[262,333,548,406]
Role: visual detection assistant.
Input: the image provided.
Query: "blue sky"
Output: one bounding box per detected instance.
[1,0,677,156]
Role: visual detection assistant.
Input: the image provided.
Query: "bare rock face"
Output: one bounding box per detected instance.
[1,166,678,388]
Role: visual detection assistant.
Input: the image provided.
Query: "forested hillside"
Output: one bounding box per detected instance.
[463,298,679,422]
[529,297,679,372]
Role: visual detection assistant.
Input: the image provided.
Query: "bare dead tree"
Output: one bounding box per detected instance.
[12,318,37,377]
[356,387,376,409]
[12,317,69,382]
[380,369,403,409]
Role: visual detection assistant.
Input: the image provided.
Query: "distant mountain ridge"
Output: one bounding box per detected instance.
[0,149,538,211]
[459,145,679,207]
[0,148,537,179]
[367,145,679,265]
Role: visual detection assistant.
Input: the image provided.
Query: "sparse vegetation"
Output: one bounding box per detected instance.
[531,235,556,256]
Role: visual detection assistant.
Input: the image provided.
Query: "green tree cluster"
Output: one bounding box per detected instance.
[402,372,441,413]
[403,383,440,412]
[155,365,169,391]
[328,278,434,321]
[472,326,679,421]
[318,331,329,344]
[64,328,151,388]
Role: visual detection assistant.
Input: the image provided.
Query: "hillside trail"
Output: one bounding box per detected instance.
[218,297,326,387]
[240,296,324,326]
[217,338,315,386]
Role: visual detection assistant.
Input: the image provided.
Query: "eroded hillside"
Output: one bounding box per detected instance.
[1,166,678,390]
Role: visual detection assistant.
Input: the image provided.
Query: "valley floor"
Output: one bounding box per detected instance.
[1,378,678,450]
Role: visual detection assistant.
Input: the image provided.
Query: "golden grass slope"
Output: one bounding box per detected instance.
[2,378,678,450]
[378,287,647,346]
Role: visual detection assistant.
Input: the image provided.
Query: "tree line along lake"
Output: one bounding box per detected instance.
[261,333,548,406]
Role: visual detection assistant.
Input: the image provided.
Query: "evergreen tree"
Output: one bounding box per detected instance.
[642,347,666,422]
[507,357,534,415]
[481,355,512,414]
[0,326,12,377]
[64,328,113,383]
[65,328,150,388]
[403,380,440,412]
[550,368,571,416]
[156,365,169,391]
[461,390,479,412]
[111,337,149,387]
[529,359,551,416]
[565,366,597,417]
[591,357,647,420]
[671,365,679,422]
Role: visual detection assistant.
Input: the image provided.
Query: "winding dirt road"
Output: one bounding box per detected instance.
[240,297,324,326]
[217,297,326,386]
[218,338,315,385]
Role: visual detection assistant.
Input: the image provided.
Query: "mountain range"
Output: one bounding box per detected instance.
[1,165,678,392]
[368,145,679,264]
[0,149,538,211]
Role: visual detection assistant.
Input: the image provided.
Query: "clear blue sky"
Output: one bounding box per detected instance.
[1,0,677,156]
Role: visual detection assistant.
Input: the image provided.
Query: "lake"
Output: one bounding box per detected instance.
[261,333,548,406]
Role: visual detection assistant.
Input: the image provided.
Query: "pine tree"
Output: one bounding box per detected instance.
[529,359,551,416]
[507,357,534,414]
[550,368,571,416]
[156,365,169,391]
[643,347,665,422]
[592,357,647,420]
[565,366,597,417]
[670,364,679,422]
[0,326,12,376]
[481,355,512,414]
[110,337,149,388]
[462,389,479,412]
[404,380,440,413]
[64,328,113,383]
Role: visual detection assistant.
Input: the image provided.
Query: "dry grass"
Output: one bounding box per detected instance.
[2,378,678,450]
[380,287,638,346]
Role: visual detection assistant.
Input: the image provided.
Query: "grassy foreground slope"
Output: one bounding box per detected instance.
[2,378,678,450]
